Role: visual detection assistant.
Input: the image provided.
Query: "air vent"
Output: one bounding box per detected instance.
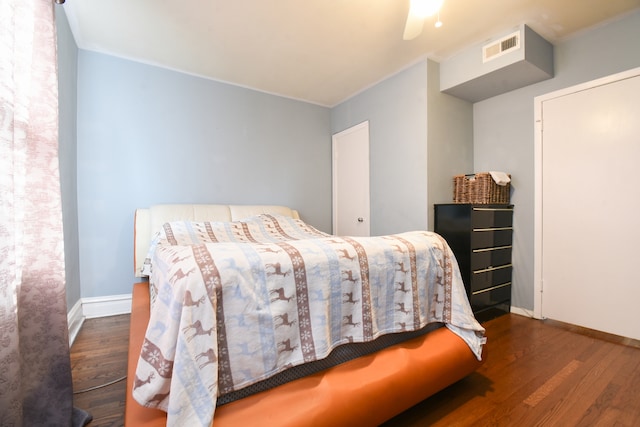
[483,31,520,63]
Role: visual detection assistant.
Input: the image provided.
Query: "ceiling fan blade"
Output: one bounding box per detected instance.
[403,0,443,40]
[403,13,424,40]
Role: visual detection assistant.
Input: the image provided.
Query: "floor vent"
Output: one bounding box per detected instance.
[483,31,520,63]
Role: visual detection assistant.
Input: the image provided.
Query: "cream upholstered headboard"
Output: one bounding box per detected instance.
[134,204,300,277]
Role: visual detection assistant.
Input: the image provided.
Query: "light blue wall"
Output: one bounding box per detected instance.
[76,51,331,297]
[331,61,430,235]
[66,9,640,306]
[426,59,473,230]
[331,60,473,235]
[474,10,640,311]
[56,8,80,309]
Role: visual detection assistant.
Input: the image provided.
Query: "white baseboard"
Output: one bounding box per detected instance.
[67,293,133,346]
[510,305,537,319]
[81,293,133,319]
[67,299,84,347]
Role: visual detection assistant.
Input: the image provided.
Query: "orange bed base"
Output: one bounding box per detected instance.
[126,282,483,426]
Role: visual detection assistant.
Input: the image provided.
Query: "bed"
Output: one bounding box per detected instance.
[125,204,486,427]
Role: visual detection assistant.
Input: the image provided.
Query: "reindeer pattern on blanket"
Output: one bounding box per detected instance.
[133,214,485,427]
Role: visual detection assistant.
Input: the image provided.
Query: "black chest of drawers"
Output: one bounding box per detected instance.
[434,204,513,322]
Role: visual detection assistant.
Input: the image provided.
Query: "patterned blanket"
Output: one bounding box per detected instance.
[133,214,485,427]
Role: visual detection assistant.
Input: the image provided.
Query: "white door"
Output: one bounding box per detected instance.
[332,121,370,236]
[536,69,640,340]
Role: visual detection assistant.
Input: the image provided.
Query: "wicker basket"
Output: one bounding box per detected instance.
[453,173,510,204]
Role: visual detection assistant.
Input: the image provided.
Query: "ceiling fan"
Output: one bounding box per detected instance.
[403,0,444,40]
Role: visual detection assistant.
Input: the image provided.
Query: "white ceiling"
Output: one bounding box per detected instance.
[62,0,640,107]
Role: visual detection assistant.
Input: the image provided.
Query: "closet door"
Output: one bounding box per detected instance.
[538,70,640,340]
[332,121,370,236]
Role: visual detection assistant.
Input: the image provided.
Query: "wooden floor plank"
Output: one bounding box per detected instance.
[71,313,640,426]
[71,315,129,427]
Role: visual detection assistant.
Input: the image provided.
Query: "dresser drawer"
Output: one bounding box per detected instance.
[471,228,513,249]
[471,264,512,292]
[471,245,512,270]
[471,207,513,228]
[471,283,511,311]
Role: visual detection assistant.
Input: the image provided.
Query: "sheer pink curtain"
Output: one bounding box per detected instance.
[0,1,87,425]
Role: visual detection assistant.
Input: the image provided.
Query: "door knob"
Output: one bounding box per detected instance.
[357,217,364,223]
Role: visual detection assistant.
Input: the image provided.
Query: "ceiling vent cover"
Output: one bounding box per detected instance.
[483,31,520,63]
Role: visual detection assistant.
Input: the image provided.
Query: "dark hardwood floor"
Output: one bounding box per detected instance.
[70,313,640,426]
[71,315,129,427]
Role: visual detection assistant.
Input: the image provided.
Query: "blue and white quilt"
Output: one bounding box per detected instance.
[133,214,485,426]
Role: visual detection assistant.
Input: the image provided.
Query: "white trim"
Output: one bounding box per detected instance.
[533,84,544,320]
[68,293,134,346]
[533,66,640,320]
[81,293,132,319]
[510,305,535,319]
[67,299,85,347]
